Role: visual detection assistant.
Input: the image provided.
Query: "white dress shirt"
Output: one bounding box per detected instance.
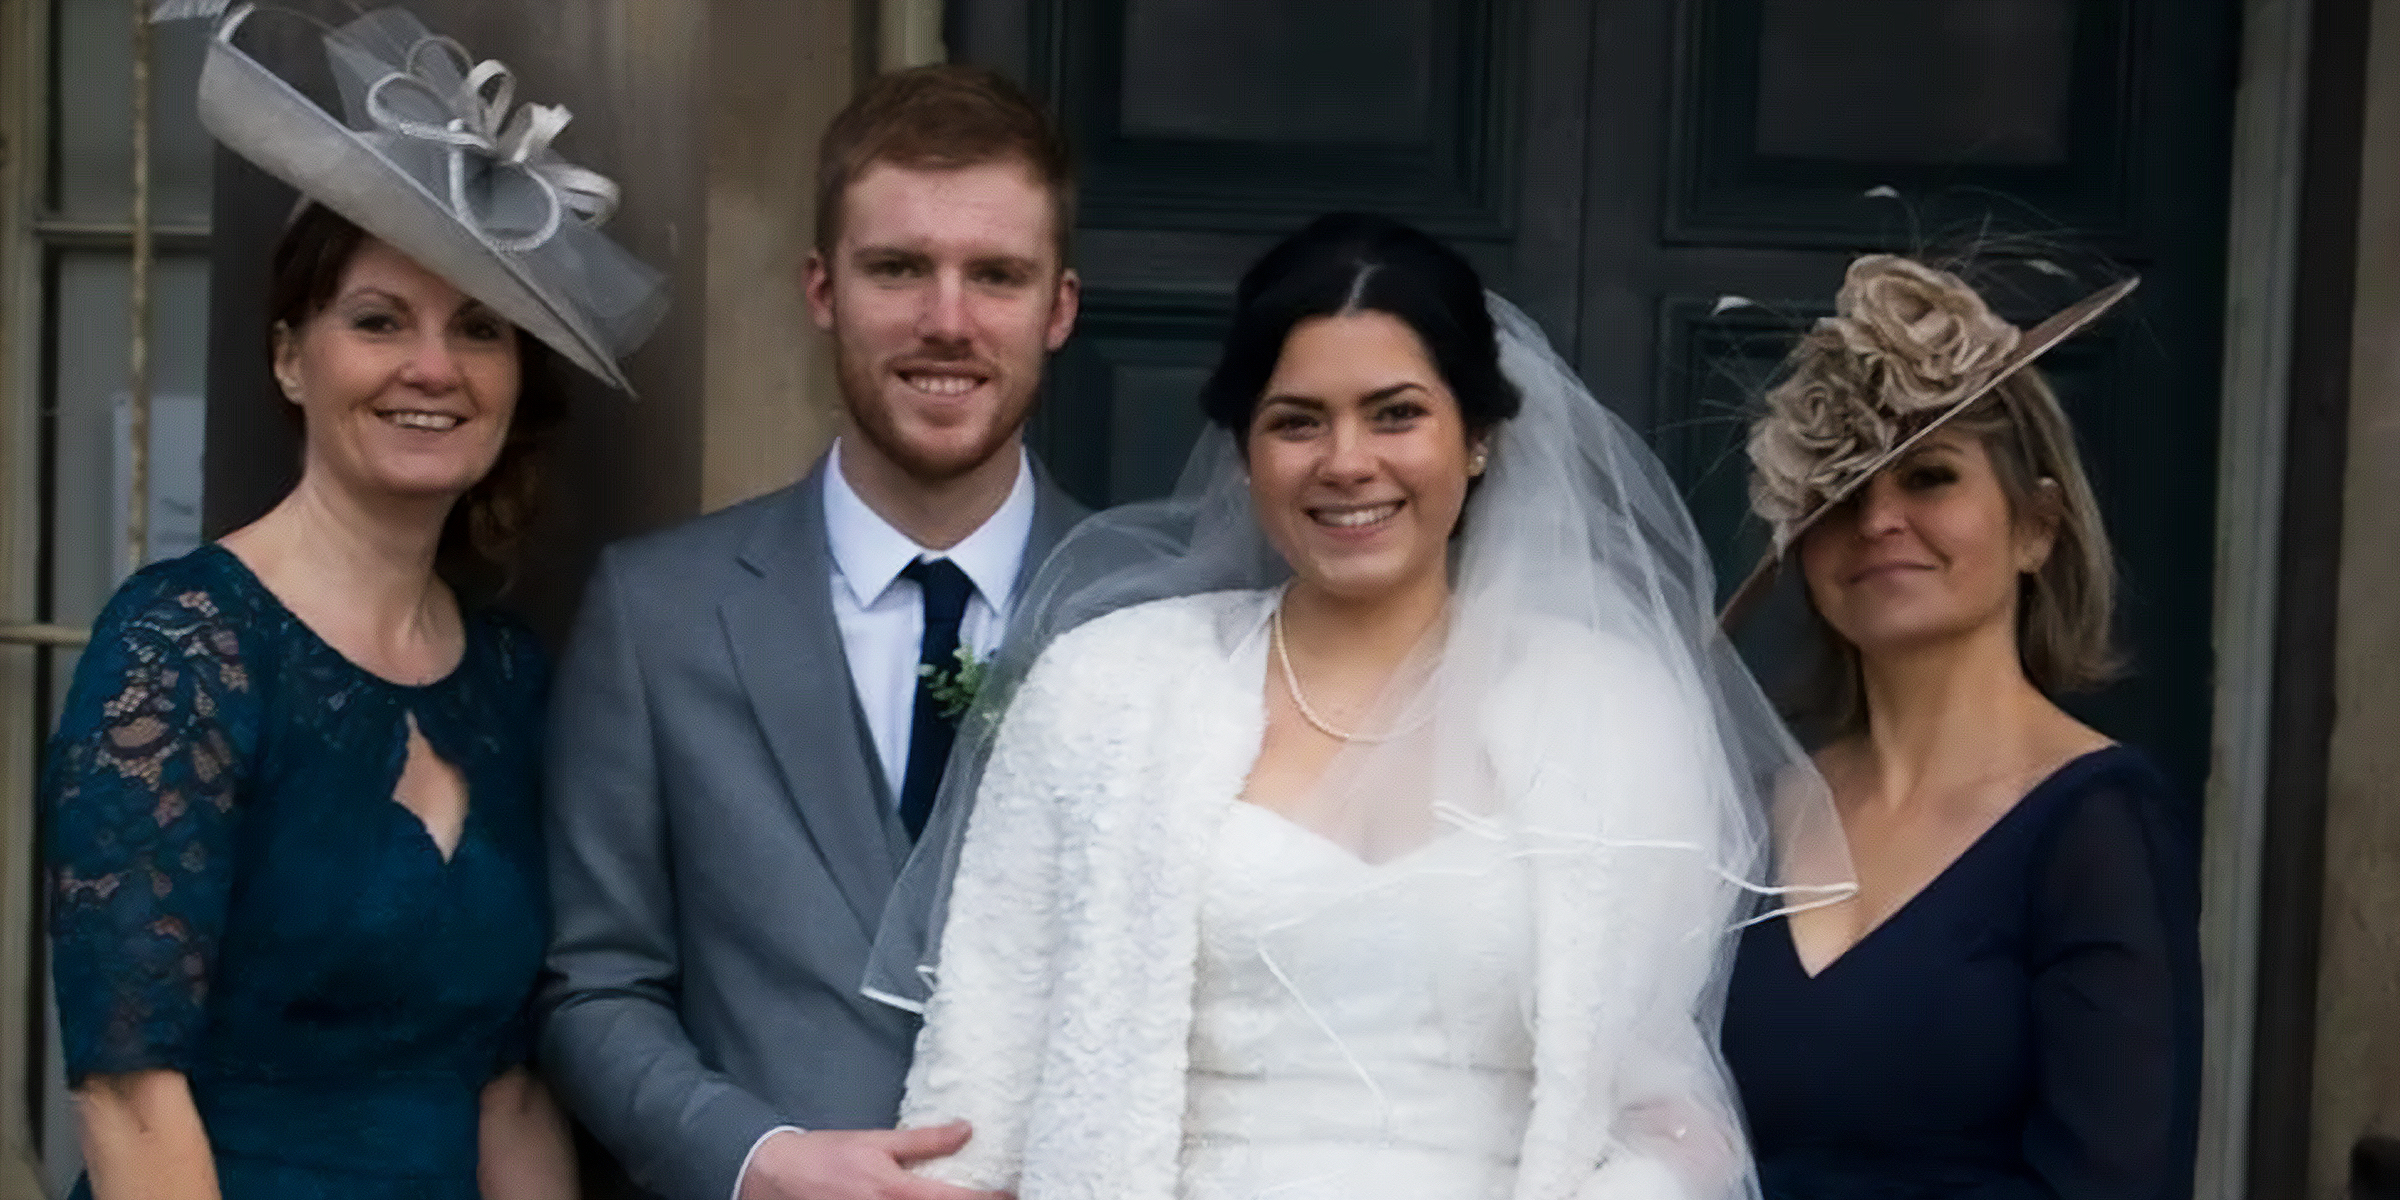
[823,436,1037,807]
[732,440,1038,1200]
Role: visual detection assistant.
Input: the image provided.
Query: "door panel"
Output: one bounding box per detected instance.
[960,0,2233,798]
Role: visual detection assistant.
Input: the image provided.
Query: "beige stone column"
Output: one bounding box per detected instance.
[698,0,862,512]
[2310,0,2400,1192]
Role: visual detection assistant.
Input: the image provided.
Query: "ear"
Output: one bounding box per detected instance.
[270,321,304,404]
[803,250,836,332]
[2014,476,2065,574]
[1045,267,1082,352]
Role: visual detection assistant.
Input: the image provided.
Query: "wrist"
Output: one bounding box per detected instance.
[733,1126,806,1200]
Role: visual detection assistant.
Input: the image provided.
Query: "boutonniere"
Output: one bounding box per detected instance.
[919,644,993,722]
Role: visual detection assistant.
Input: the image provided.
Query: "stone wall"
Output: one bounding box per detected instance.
[2311,0,2400,1192]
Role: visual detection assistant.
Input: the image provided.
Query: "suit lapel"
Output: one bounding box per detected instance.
[721,461,899,938]
[1019,463,1091,603]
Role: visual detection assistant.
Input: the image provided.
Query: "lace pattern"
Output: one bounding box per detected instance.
[47,575,260,1079]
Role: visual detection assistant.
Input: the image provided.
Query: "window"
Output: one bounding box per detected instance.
[1,1,216,1192]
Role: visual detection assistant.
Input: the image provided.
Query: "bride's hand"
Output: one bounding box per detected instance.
[737,1122,1012,1200]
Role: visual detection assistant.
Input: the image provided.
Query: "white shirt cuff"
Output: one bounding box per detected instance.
[732,1125,806,1200]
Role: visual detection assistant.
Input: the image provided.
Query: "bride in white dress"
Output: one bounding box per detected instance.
[864,214,1850,1200]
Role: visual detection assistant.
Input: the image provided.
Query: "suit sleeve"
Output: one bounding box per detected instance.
[536,546,788,1200]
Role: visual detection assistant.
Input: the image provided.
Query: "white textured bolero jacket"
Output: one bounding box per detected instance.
[900,589,1753,1200]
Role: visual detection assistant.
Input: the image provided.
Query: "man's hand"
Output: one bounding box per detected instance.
[737,1122,1011,1200]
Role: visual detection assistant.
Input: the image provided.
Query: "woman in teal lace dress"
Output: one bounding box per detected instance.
[43,7,662,1198]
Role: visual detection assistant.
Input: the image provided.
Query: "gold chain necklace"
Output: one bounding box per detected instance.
[1270,603,1433,745]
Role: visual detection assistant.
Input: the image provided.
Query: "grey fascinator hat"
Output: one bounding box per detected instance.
[1719,254,2137,630]
[171,1,668,391]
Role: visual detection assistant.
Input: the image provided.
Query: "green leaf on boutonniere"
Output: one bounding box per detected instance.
[918,644,991,722]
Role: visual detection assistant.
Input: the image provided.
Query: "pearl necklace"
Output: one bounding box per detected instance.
[1270,603,1434,745]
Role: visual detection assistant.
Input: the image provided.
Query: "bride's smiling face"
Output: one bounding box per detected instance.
[1247,311,1481,606]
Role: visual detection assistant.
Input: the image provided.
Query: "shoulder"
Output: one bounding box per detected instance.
[1031,591,1264,682]
[86,547,271,670]
[1485,615,1693,730]
[601,480,811,583]
[468,606,551,695]
[2027,745,2188,855]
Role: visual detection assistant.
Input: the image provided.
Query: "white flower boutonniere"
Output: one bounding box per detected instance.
[918,644,992,722]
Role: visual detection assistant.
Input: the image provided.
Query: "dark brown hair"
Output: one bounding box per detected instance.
[1796,365,2122,736]
[266,203,566,584]
[814,64,1075,263]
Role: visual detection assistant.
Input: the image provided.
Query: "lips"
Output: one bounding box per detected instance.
[1310,500,1403,530]
[895,366,991,397]
[377,409,466,432]
[1849,561,1933,584]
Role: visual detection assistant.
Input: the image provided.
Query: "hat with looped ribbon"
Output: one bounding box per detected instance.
[175,2,667,391]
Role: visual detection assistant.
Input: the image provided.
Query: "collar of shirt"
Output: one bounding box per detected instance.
[823,437,1037,614]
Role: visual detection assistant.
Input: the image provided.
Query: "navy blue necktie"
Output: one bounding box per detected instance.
[897,558,974,839]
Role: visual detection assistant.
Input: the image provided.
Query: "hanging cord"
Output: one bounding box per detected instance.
[125,0,155,577]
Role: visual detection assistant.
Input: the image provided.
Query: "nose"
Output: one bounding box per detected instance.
[1850,472,1908,537]
[399,330,465,392]
[916,269,972,348]
[1318,414,1376,484]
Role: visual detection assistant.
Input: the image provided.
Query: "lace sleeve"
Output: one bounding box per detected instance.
[1995,776,2201,1200]
[43,577,259,1084]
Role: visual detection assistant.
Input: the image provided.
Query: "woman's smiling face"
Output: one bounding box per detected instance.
[1246,310,1480,607]
[273,236,521,506]
[1798,427,2056,658]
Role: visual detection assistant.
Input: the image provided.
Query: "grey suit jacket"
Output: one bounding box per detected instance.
[537,455,1087,1200]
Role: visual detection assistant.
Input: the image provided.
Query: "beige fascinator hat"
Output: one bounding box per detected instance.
[165,1,668,391]
[1720,254,2138,631]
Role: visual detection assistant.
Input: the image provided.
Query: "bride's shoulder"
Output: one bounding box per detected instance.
[1491,614,1686,700]
[1022,589,1272,692]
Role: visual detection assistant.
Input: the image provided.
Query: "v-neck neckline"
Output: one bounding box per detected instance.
[1781,745,2127,981]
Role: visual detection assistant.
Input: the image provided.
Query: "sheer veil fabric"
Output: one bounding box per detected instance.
[862,295,1856,1194]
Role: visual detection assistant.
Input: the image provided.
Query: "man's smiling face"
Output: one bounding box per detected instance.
[806,158,1079,485]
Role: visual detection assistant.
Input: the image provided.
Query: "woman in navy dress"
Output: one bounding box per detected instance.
[1720,256,2200,1199]
[44,7,661,1198]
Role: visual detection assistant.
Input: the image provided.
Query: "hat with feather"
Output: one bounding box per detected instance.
[1720,254,2137,630]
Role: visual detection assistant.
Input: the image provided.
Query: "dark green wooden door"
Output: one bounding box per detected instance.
[959,0,2235,798]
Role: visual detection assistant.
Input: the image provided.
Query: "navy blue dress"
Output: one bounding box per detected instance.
[44,545,550,1199]
[1721,746,2201,1200]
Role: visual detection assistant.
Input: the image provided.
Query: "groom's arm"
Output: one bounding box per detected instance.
[536,546,786,1200]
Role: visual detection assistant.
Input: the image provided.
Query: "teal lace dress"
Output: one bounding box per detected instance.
[44,545,550,1199]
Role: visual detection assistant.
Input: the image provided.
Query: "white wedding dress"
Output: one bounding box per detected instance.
[1179,803,1537,1200]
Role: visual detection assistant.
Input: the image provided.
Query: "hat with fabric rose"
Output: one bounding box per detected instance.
[160,0,668,392]
[1720,254,2137,630]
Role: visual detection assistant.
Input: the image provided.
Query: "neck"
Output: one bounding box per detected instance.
[226,467,452,639]
[1279,569,1451,671]
[838,431,1022,551]
[1850,616,2052,809]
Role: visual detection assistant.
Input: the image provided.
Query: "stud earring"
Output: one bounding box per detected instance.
[1468,448,1490,477]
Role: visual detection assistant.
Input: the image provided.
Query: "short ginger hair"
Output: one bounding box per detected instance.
[814,64,1075,264]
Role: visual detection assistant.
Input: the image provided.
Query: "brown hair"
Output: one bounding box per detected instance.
[814,64,1075,263]
[266,203,566,583]
[1796,365,2122,736]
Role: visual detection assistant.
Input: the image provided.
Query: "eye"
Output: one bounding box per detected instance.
[456,311,511,343]
[1371,398,1428,427]
[1257,407,1322,438]
[971,262,1033,288]
[348,308,402,335]
[1900,463,1959,490]
[861,256,925,281]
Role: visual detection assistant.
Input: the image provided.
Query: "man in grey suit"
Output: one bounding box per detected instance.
[539,66,1084,1200]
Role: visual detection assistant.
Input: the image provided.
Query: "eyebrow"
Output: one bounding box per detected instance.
[1261,381,1429,408]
